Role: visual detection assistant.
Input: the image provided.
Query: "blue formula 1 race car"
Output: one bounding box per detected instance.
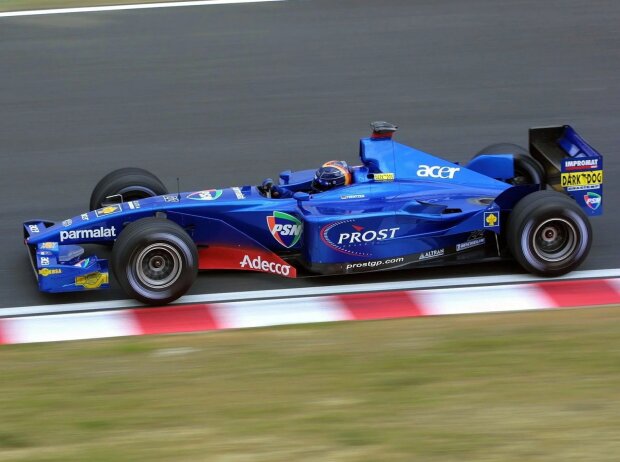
[23,122,604,305]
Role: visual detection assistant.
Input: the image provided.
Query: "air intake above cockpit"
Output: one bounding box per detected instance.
[370,121,398,140]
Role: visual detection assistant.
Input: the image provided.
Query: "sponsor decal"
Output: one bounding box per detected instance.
[267,212,303,248]
[40,242,57,250]
[29,224,40,233]
[340,194,365,200]
[584,191,602,210]
[163,195,179,203]
[417,165,460,179]
[564,158,599,170]
[60,226,116,242]
[321,220,400,257]
[337,226,399,245]
[74,257,91,268]
[232,187,246,199]
[560,170,603,189]
[40,256,50,266]
[345,256,405,271]
[456,231,486,251]
[187,189,223,201]
[81,213,89,221]
[484,212,499,227]
[419,249,445,260]
[239,254,292,276]
[457,238,486,252]
[127,201,141,209]
[372,173,395,182]
[560,184,600,191]
[95,204,122,217]
[39,268,62,277]
[62,219,72,227]
[75,272,109,289]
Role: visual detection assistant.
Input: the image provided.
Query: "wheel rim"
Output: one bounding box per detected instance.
[531,218,577,262]
[134,243,182,289]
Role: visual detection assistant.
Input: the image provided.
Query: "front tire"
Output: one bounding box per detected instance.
[112,218,198,305]
[507,190,592,276]
[90,167,168,211]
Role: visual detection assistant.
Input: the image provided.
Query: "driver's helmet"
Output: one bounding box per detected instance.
[312,160,352,192]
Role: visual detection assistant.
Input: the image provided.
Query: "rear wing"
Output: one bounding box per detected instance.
[529,125,603,216]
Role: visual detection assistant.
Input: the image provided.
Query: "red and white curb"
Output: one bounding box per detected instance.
[1,277,619,345]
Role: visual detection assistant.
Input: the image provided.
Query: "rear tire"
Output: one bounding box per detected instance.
[90,167,168,211]
[476,143,545,186]
[507,190,592,276]
[112,218,198,305]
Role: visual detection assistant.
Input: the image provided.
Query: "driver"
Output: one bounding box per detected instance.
[312,160,352,191]
[263,160,352,198]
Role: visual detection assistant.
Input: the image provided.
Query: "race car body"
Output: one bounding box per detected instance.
[23,122,603,304]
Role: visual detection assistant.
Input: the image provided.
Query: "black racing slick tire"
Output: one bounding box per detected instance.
[89,167,168,211]
[476,142,529,157]
[476,143,546,186]
[112,218,198,305]
[507,190,592,277]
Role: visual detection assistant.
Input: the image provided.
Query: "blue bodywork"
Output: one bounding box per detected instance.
[23,125,603,293]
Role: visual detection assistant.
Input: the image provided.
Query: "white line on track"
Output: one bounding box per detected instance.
[0,0,283,18]
[2,268,619,318]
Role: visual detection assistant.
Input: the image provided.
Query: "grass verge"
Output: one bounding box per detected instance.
[1,306,619,461]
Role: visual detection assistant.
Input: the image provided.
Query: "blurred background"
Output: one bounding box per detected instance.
[1,0,619,460]
[1,0,619,306]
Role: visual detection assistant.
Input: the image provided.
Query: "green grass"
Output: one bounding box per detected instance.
[0,0,190,13]
[1,306,620,461]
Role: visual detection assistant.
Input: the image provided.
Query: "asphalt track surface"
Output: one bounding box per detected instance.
[1,0,619,309]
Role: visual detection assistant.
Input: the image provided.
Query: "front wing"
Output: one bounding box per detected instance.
[24,221,110,293]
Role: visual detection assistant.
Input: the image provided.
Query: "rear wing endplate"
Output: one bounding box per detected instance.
[529,125,603,216]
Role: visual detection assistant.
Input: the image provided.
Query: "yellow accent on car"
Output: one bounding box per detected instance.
[75,272,109,289]
[560,170,603,188]
[38,268,62,277]
[485,213,498,227]
[373,173,395,181]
